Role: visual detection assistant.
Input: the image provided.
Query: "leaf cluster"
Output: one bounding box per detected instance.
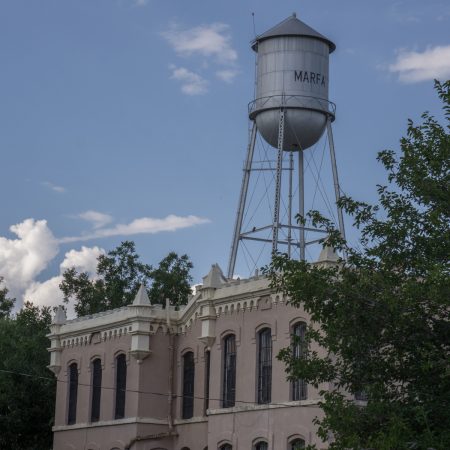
[60,241,194,316]
[268,81,450,449]
[0,302,55,450]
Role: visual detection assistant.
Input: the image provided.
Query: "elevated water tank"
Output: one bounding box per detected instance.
[250,14,335,151]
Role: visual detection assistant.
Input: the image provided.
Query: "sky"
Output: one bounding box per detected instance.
[0,0,449,314]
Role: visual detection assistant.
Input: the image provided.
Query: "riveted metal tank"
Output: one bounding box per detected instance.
[250,14,335,151]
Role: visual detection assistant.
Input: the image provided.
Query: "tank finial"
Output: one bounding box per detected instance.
[292,12,297,18]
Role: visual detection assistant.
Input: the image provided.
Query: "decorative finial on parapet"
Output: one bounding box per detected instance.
[133,284,151,306]
[202,263,227,288]
[317,239,339,265]
[52,305,67,325]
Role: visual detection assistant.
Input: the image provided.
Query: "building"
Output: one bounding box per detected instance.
[47,248,338,450]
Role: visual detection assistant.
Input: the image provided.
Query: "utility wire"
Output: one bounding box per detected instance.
[0,368,319,409]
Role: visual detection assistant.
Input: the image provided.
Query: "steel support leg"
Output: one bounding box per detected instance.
[287,151,294,258]
[298,150,306,260]
[272,109,285,255]
[326,119,346,243]
[227,122,258,278]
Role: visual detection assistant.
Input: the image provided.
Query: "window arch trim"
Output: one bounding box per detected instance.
[222,333,236,408]
[291,322,308,401]
[257,327,272,404]
[253,439,269,450]
[288,434,306,449]
[114,353,127,420]
[67,361,79,425]
[182,351,195,419]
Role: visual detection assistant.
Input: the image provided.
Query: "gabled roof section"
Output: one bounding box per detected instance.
[317,242,339,263]
[132,284,151,306]
[52,305,67,325]
[202,263,227,289]
[251,13,336,53]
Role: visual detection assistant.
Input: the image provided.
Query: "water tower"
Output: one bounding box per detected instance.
[228,13,346,278]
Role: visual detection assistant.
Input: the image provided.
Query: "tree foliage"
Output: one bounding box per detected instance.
[0,300,55,450]
[149,252,193,307]
[268,80,450,449]
[0,276,15,319]
[60,241,193,316]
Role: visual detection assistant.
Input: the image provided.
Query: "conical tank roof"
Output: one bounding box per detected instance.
[251,13,336,53]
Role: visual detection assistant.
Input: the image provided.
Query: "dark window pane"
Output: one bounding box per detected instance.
[291,438,305,449]
[291,322,308,401]
[257,328,272,404]
[91,358,102,422]
[220,445,232,450]
[115,354,127,419]
[67,363,78,425]
[204,350,210,414]
[255,442,268,450]
[222,335,236,408]
[182,352,195,419]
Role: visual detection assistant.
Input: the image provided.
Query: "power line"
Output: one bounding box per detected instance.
[0,368,319,410]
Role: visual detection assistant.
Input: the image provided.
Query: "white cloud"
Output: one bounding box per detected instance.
[24,246,105,318]
[162,23,237,65]
[170,66,209,95]
[77,210,113,229]
[60,246,104,274]
[0,219,58,300]
[60,214,210,243]
[162,22,238,92]
[0,213,208,313]
[42,181,66,193]
[388,45,450,83]
[216,69,239,83]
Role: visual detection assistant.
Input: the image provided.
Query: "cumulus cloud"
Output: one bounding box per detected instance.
[216,69,239,83]
[162,22,238,94]
[24,246,105,318]
[42,181,66,193]
[388,45,450,83]
[0,219,58,299]
[60,214,210,243]
[0,213,209,313]
[162,23,237,65]
[170,66,209,95]
[77,210,114,229]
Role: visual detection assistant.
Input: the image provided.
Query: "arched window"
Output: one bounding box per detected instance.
[219,445,232,450]
[204,349,211,414]
[114,353,127,419]
[182,352,195,419]
[91,358,102,422]
[254,442,268,450]
[291,322,307,401]
[222,334,236,408]
[257,328,272,404]
[290,438,305,449]
[67,362,78,425]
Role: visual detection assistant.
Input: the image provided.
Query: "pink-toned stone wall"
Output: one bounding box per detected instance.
[51,281,328,450]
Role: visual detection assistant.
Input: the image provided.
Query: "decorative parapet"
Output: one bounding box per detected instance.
[198,302,217,349]
[47,306,67,376]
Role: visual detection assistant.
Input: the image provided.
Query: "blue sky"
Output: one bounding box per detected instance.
[0,0,449,312]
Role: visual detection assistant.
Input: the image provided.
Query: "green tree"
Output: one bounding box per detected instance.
[269,81,450,449]
[0,276,14,319]
[60,241,153,316]
[60,241,193,315]
[0,301,55,450]
[148,252,193,307]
